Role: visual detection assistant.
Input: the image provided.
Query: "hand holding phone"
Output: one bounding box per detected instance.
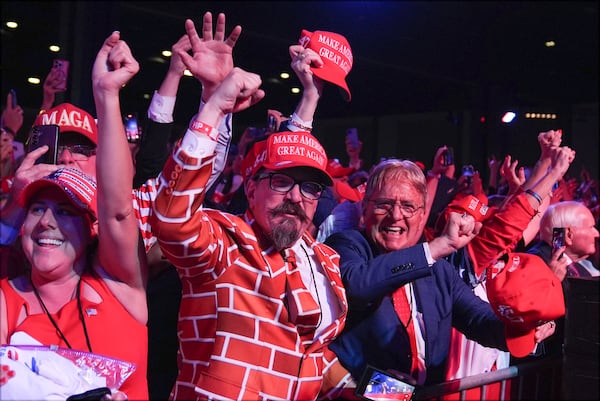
[441,147,454,166]
[27,125,60,165]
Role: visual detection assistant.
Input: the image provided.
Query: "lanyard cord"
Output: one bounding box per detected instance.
[29,275,93,352]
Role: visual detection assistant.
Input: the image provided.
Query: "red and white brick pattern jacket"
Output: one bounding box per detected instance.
[150,138,348,401]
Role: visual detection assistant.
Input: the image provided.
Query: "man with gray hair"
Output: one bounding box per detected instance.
[528,200,599,279]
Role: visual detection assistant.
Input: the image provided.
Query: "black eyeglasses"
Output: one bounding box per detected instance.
[258,172,324,200]
[368,199,424,217]
[58,145,97,161]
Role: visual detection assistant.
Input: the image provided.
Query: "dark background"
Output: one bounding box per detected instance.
[2,1,598,176]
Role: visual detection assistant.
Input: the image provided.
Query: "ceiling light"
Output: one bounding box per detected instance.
[545,40,556,47]
[280,72,290,79]
[162,50,172,57]
[501,111,516,123]
[184,70,193,77]
[291,87,301,94]
[28,77,41,85]
[49,45,61,52]
[6,21,18,29]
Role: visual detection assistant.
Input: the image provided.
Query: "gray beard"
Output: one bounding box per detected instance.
[271,217,301,251]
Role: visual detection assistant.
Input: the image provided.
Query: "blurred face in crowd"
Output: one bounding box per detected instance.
[21,187,91,277]
[246,167,324,251]
[363,173,426,253]
[56,133,97,178]
[567,206,599,260]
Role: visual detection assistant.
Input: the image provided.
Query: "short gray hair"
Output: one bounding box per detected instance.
[363,159,427,205]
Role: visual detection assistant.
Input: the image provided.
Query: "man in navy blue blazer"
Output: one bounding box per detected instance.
[324,159,554,389]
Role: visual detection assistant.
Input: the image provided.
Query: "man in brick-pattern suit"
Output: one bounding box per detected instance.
[149,26,348,401]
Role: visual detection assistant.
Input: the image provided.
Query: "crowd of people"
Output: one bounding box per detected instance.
[1,9,598,401]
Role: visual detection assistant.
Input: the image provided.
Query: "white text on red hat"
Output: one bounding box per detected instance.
[39,109,94,136]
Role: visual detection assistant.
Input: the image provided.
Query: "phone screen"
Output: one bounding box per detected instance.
[552,227,566,252]
[124,114,140,143]
[355,366,416,401]
[27,125,60,165]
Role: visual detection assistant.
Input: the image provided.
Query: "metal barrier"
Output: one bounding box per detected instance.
[414,355,562,400]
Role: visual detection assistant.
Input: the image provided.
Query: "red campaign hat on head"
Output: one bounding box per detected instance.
[447,193,490,223]
[299,30,353,101]
[241,131,333,186]
[34,103,98,145]
[326,158,355,178]
[486,253,565,358]
[19,167,98,221]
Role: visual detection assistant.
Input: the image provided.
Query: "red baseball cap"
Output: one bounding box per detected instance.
[333,180,364,203]
[447,193,490,222]
[19,167,97,221]
[241,131,333,186]
[299,30,353,101]
[327,158,355,178]
[486,253,565,358]
[34,103,98,145]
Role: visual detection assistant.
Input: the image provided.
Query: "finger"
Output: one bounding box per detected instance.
[214,12,226,41]
[173,34,192,52]
[185,19,202,49]
[92,31,120,77]
[202,11,213,41]
[225,25,242,48]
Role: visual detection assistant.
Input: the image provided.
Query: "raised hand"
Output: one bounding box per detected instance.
[1,92,24,136]
[178,12,242,100]
[198,67,264,127]
[500,155,525,195]
[289,44,324,95]
[428,211,482,260]
[537,129,562,160]
[92,31,140,98]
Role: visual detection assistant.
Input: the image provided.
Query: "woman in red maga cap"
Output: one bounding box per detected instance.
[0,156,147,397]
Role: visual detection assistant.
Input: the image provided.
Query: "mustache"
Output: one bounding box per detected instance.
[270,202,309,222]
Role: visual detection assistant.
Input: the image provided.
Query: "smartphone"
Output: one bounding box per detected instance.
[27,125,60,165]
[552,227,566,253]
[66,387,111,401]
[9,89,17,108]
[124,113,140,143]
[267,114,278,132]
[355,365,416,401]
[441,147,454,166]
[53,59,70,91]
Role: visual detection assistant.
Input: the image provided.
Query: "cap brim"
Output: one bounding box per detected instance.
[331,166,356,178]
[505,326,536,358]
[334,180,362,202]
[312,67,351,102]
[19,179,57,208]
[19,179,95,219]
[263,162,334,187]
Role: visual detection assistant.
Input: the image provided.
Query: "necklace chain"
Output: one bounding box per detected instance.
[29,275,93,352]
